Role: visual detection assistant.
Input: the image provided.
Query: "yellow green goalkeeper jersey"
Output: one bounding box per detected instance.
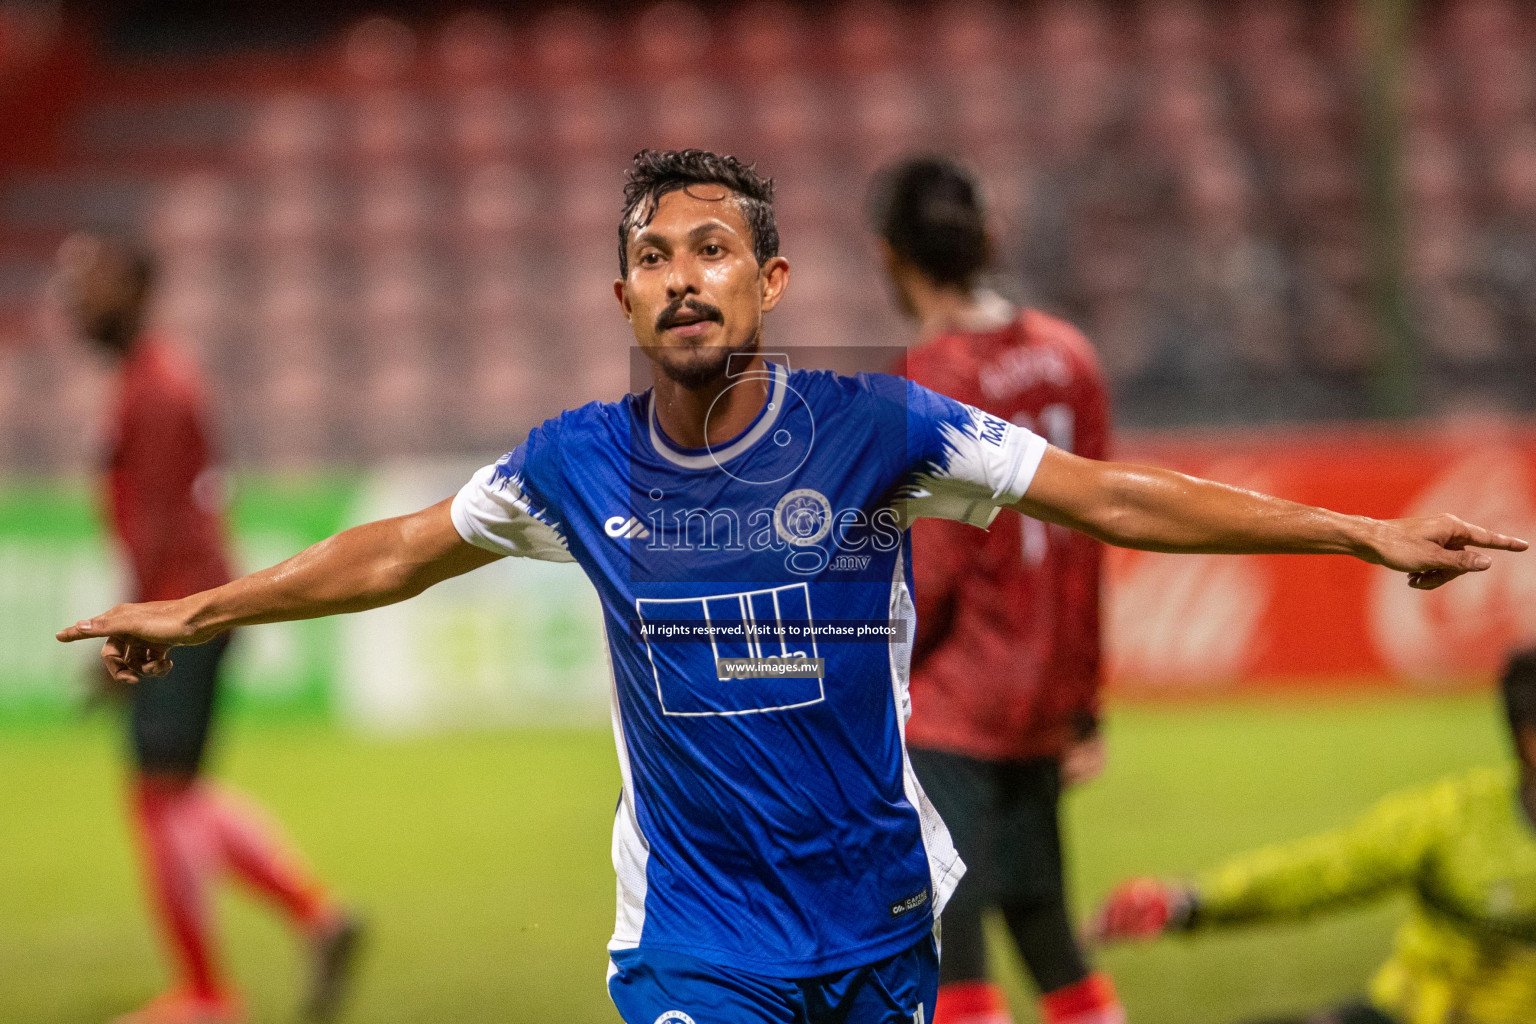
[1192,767,1536,1024]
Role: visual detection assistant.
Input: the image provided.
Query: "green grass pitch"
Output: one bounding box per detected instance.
[0,694,1507,1023]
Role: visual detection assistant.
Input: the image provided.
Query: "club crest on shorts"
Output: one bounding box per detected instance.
[653,1012,696,1024]
[774,488,832,547]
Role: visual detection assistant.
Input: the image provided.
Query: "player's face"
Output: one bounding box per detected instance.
[616,186,789,390]
[56,236,143,351]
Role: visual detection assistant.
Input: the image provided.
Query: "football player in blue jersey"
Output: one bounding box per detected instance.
[59,149,1526,1024]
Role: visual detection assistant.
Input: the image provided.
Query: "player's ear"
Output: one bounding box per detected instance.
[614,278,632,321]
[759,256,790,313]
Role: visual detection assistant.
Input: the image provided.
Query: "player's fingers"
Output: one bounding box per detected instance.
[1409,568,1456,590]
[102,649,128,677]
[104,652,141,685]
[133,642,171,675]
[123,639,156,674]
[139,646,173,677]
[1094,905,1142,943]
[57,617,111,642]
[1449,548,1492,572]
[102,636,129,666]
[1415,544,1491,576]
[1090,896,1132,942]
[1085,907,1113,944]
[1456,522,1528,552]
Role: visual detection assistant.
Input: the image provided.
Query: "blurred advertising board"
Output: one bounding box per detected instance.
[1107,420,1536,695]
[0,476,356,725]
[0,465,613,730]
[7,423,1534,728]
[332,463,610,733]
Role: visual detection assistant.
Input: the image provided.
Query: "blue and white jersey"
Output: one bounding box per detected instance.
[451,363,1048,976]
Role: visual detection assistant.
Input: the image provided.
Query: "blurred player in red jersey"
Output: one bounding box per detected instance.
[869,159,1121,1024]
[56,234,360,1024]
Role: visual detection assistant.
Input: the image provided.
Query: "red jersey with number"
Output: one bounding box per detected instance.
[105,335,234,602]
[900,309,1110,762]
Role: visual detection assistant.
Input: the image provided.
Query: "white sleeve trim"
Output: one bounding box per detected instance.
[450,463,574,562]
[1001,428,1049,504]
[898,412,1049,528]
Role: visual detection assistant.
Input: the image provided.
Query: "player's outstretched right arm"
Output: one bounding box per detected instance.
[56,498,502,683]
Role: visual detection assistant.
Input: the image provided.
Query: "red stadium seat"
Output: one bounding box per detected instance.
[245,94,337,170]
[342,16,417,89]
[630,2,715,84]
[530,7,614,86]
[356,166,437,246]
[726,1,813,78]
[433,11,514,88]
[445,89,531,165]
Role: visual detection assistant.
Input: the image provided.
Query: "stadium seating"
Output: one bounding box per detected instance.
[1,0,1534,469]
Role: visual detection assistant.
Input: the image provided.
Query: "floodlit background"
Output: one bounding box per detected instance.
[0,1,1533,1022]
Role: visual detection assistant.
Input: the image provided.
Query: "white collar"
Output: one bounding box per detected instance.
[648,362,787,470]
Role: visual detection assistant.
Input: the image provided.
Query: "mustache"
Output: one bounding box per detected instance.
[655,298,724,332]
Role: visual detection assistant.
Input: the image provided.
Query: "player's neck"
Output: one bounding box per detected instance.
[650,354,772,450]
[914,285,1014,342]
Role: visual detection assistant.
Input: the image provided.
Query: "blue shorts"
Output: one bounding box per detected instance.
[608,935,938,1024]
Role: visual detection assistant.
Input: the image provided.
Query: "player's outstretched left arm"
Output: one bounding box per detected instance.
[1014,448,1527,590]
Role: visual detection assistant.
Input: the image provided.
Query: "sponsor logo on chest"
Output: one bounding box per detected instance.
[604,515,651,540]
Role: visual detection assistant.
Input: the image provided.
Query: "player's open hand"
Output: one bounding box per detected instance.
[55,600,208,683]
[1090,877,1196,945]
[1365,514,1527,590]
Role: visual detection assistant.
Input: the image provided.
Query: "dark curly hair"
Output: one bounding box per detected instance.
[618,149,779,276]
[866,156,989,288]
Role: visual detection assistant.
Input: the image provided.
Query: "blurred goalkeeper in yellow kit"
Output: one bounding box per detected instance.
[1093,647,1536,1024]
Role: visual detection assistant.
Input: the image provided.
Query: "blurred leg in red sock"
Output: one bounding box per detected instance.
[131,774,229,1004]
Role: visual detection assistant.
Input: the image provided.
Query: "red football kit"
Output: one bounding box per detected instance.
[102,335,338,1014]
[105,335,233,602]
[902,309,1110,762]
